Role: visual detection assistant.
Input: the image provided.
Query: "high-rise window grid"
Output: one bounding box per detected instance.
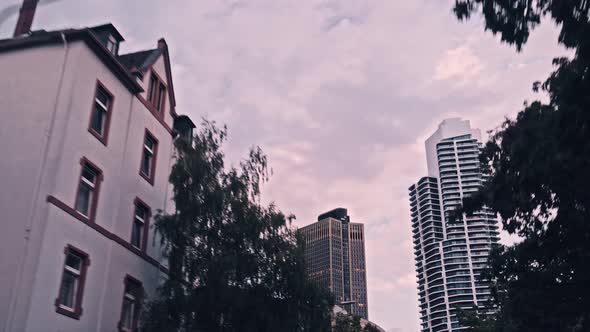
[410,122,500,332]
[300,211,368,319]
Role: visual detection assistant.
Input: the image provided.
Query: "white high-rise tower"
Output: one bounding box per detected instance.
[409,118,500,332]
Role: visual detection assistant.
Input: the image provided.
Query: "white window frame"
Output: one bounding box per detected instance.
[120,292,136,331]
[142,139,155,177]
[59,253,82,311]
[76,166,98,217]
[131,207,146,249]
[106,34,117,54]
[92,88,109,135]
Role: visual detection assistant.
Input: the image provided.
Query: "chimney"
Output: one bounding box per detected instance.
[157,38,167,50]
[13,0,40,37]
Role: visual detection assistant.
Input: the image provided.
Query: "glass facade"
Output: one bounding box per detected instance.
[300,209,369,319]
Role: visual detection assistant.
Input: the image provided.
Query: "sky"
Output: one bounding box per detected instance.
[0,1,568,331]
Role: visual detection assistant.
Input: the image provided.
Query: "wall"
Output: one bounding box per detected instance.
[0,38,176,332]
[0,44,70,330]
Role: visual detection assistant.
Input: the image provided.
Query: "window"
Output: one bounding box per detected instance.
[55,245,89,319]
[147,74,157,103]
[131,199,150,250]
[139,131,158,184]
[75,159,102,220]
[106,34,118,54]
[119,275,143,332]
[157,83,166,112]
[148,74,159,102]
[147,72,166,114]
[88,82,113,144]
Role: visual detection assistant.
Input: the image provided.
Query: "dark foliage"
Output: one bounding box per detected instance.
[363,323,384,332]
[334,314,364,332]
[333,313,381,332]
[141,121,334,332]
[452,1,590,331]
[454,0,590,57]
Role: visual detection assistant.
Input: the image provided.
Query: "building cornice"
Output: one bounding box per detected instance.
[0,29,143,94]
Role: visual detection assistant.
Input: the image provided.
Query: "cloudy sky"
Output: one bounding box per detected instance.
[1,1,567,330]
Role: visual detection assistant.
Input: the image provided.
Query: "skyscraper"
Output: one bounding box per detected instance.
[300,208,369,319]
[409,118,500,332]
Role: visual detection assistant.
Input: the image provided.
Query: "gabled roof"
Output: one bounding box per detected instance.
[0,23,180,118]
[118,49,161,73]
[117,39,177,114]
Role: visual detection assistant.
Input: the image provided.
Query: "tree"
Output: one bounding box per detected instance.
[334,314,364,332]
[451,1,590,331]
[363,322,384,332]
[141,121,334,332]
[454,1,590,58]
[333,313,383,332]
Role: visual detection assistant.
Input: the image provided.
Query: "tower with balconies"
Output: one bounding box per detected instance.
[409,118,500,332]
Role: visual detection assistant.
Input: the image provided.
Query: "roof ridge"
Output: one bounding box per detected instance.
[118,48,159,57]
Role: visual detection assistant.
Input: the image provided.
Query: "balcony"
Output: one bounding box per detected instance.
[438,154,456,166]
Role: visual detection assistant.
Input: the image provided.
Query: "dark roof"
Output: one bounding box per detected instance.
[117,42,177,113]
[118,49,161,73]
[90,23,125,41]
[318,208,349,222]
[0,23,184,122]
[0,25,142,93]
[174,115,196,129]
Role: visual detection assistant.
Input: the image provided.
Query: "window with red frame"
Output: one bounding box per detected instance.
[75,160,102,220]
[147,73,166,114]
[88,83,113,144]
[131,200,150,250]
[139,132,158,184]
[118,276,143,331]
[55,245,89,319]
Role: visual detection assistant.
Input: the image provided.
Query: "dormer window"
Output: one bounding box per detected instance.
[106,34,118,55]
[88,24,124,56]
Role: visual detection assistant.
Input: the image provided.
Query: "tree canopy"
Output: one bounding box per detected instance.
[141,121,334,332]
[334,314,364,332]
[333,313,382,332]
[454,0,590,57]
[452,1,590,331]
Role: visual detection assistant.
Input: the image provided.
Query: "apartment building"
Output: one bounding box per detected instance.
[0,4,194,331]
[409,119,500,332]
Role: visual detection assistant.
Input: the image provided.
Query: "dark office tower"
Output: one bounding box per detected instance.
[300,208,369,319]
[409,119,500,332]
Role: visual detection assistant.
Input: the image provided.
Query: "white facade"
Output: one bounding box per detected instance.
[425,118,482,178]
[409,119,499,332]
[0,25,191,332]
